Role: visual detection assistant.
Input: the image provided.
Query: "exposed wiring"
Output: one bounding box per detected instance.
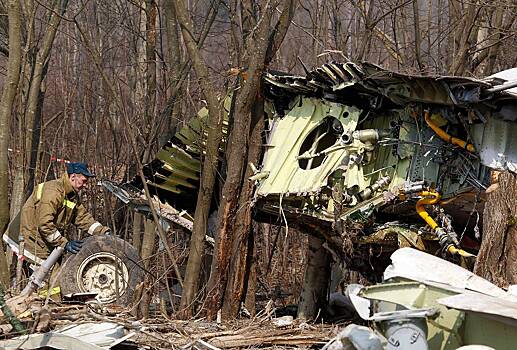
[413,109,426,182]
[278,192,289,238]
[277,167,298,239]
[459,191,482,243]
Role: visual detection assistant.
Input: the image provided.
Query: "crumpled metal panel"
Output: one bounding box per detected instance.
[0,322,132,350]
[265,61,516,109]
[384,248,507,297]
[472,118,517,173]
[255,96,361,195]
[127,97,230,208]
[438,293,517,326]
[264,62,506,106]
[360,281,462,350]
[357,248,517,350]
[485,67,517,96]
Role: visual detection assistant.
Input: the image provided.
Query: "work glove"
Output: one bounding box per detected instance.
[64,240,84,254]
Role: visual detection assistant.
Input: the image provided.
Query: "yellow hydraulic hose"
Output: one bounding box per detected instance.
[416,190,441,230]
[423,111,475,152]
[416,190,475,258]
[447,245,476,258]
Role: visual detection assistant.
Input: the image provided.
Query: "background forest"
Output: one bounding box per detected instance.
[0,0,516,319]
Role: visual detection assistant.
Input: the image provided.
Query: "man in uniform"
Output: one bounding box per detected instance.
[17,162,110,263]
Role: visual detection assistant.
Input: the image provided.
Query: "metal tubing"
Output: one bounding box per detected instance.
[19,247,64,297]
[447,245,476,257]
[15,235,24,294]
[353,129,391,143]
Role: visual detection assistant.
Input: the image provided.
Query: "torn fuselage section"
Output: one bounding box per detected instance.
[255,62,517,274]
[104,61,517,277]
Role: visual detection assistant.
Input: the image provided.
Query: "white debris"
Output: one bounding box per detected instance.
[0,322,133,350]
[323,324,385,350]
[346,284,370,320]
[271,315,294,327]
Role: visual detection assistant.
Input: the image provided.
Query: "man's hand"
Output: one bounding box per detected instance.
[64,240,84,254]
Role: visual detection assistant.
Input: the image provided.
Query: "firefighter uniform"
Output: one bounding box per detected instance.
[18,173,109,261]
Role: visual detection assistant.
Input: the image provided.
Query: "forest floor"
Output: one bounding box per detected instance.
[0,300,341,350]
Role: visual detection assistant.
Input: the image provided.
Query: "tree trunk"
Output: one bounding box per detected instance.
[448,1,480,75]
[221,96,264,318]
[126,3,159,311]
[143,0,157,153]
[173,0,225,319]
[206,28,271,320]
[26,79,46,197]
[206,0,297,320]
[23,0,68,195]
[138,218,156,318]
[474,172,517,288]
[297,235,330,320]
[132,212,143,254]
[0,0,22,287]
[244,226,257,316]
[161,0,183,145]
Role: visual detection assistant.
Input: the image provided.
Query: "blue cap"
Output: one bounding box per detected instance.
[66,162,95,177]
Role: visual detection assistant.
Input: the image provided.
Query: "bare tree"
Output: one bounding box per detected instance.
[0,0,22,286]
[8,0,70,219]
[172,0,226,319]
[206,0,297,319]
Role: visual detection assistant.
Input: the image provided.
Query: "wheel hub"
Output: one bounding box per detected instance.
[76,252,130,303]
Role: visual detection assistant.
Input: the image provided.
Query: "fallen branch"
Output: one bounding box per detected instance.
[209,328,329,348]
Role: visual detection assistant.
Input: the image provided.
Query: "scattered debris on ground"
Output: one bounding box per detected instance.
[0,294,337,350]
[2,247,517,349]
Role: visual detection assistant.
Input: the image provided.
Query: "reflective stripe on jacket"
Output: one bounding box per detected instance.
[19,174,108,261]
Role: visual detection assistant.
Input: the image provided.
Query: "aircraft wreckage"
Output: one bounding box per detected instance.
[104,61,517,278]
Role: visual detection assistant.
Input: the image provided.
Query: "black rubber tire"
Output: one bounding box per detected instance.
[59,235,144,306]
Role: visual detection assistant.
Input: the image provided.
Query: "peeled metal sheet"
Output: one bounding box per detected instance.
[0,334,105,350]
[438,293,517,326]
[383,248,507,297]
[486,68,517,96]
